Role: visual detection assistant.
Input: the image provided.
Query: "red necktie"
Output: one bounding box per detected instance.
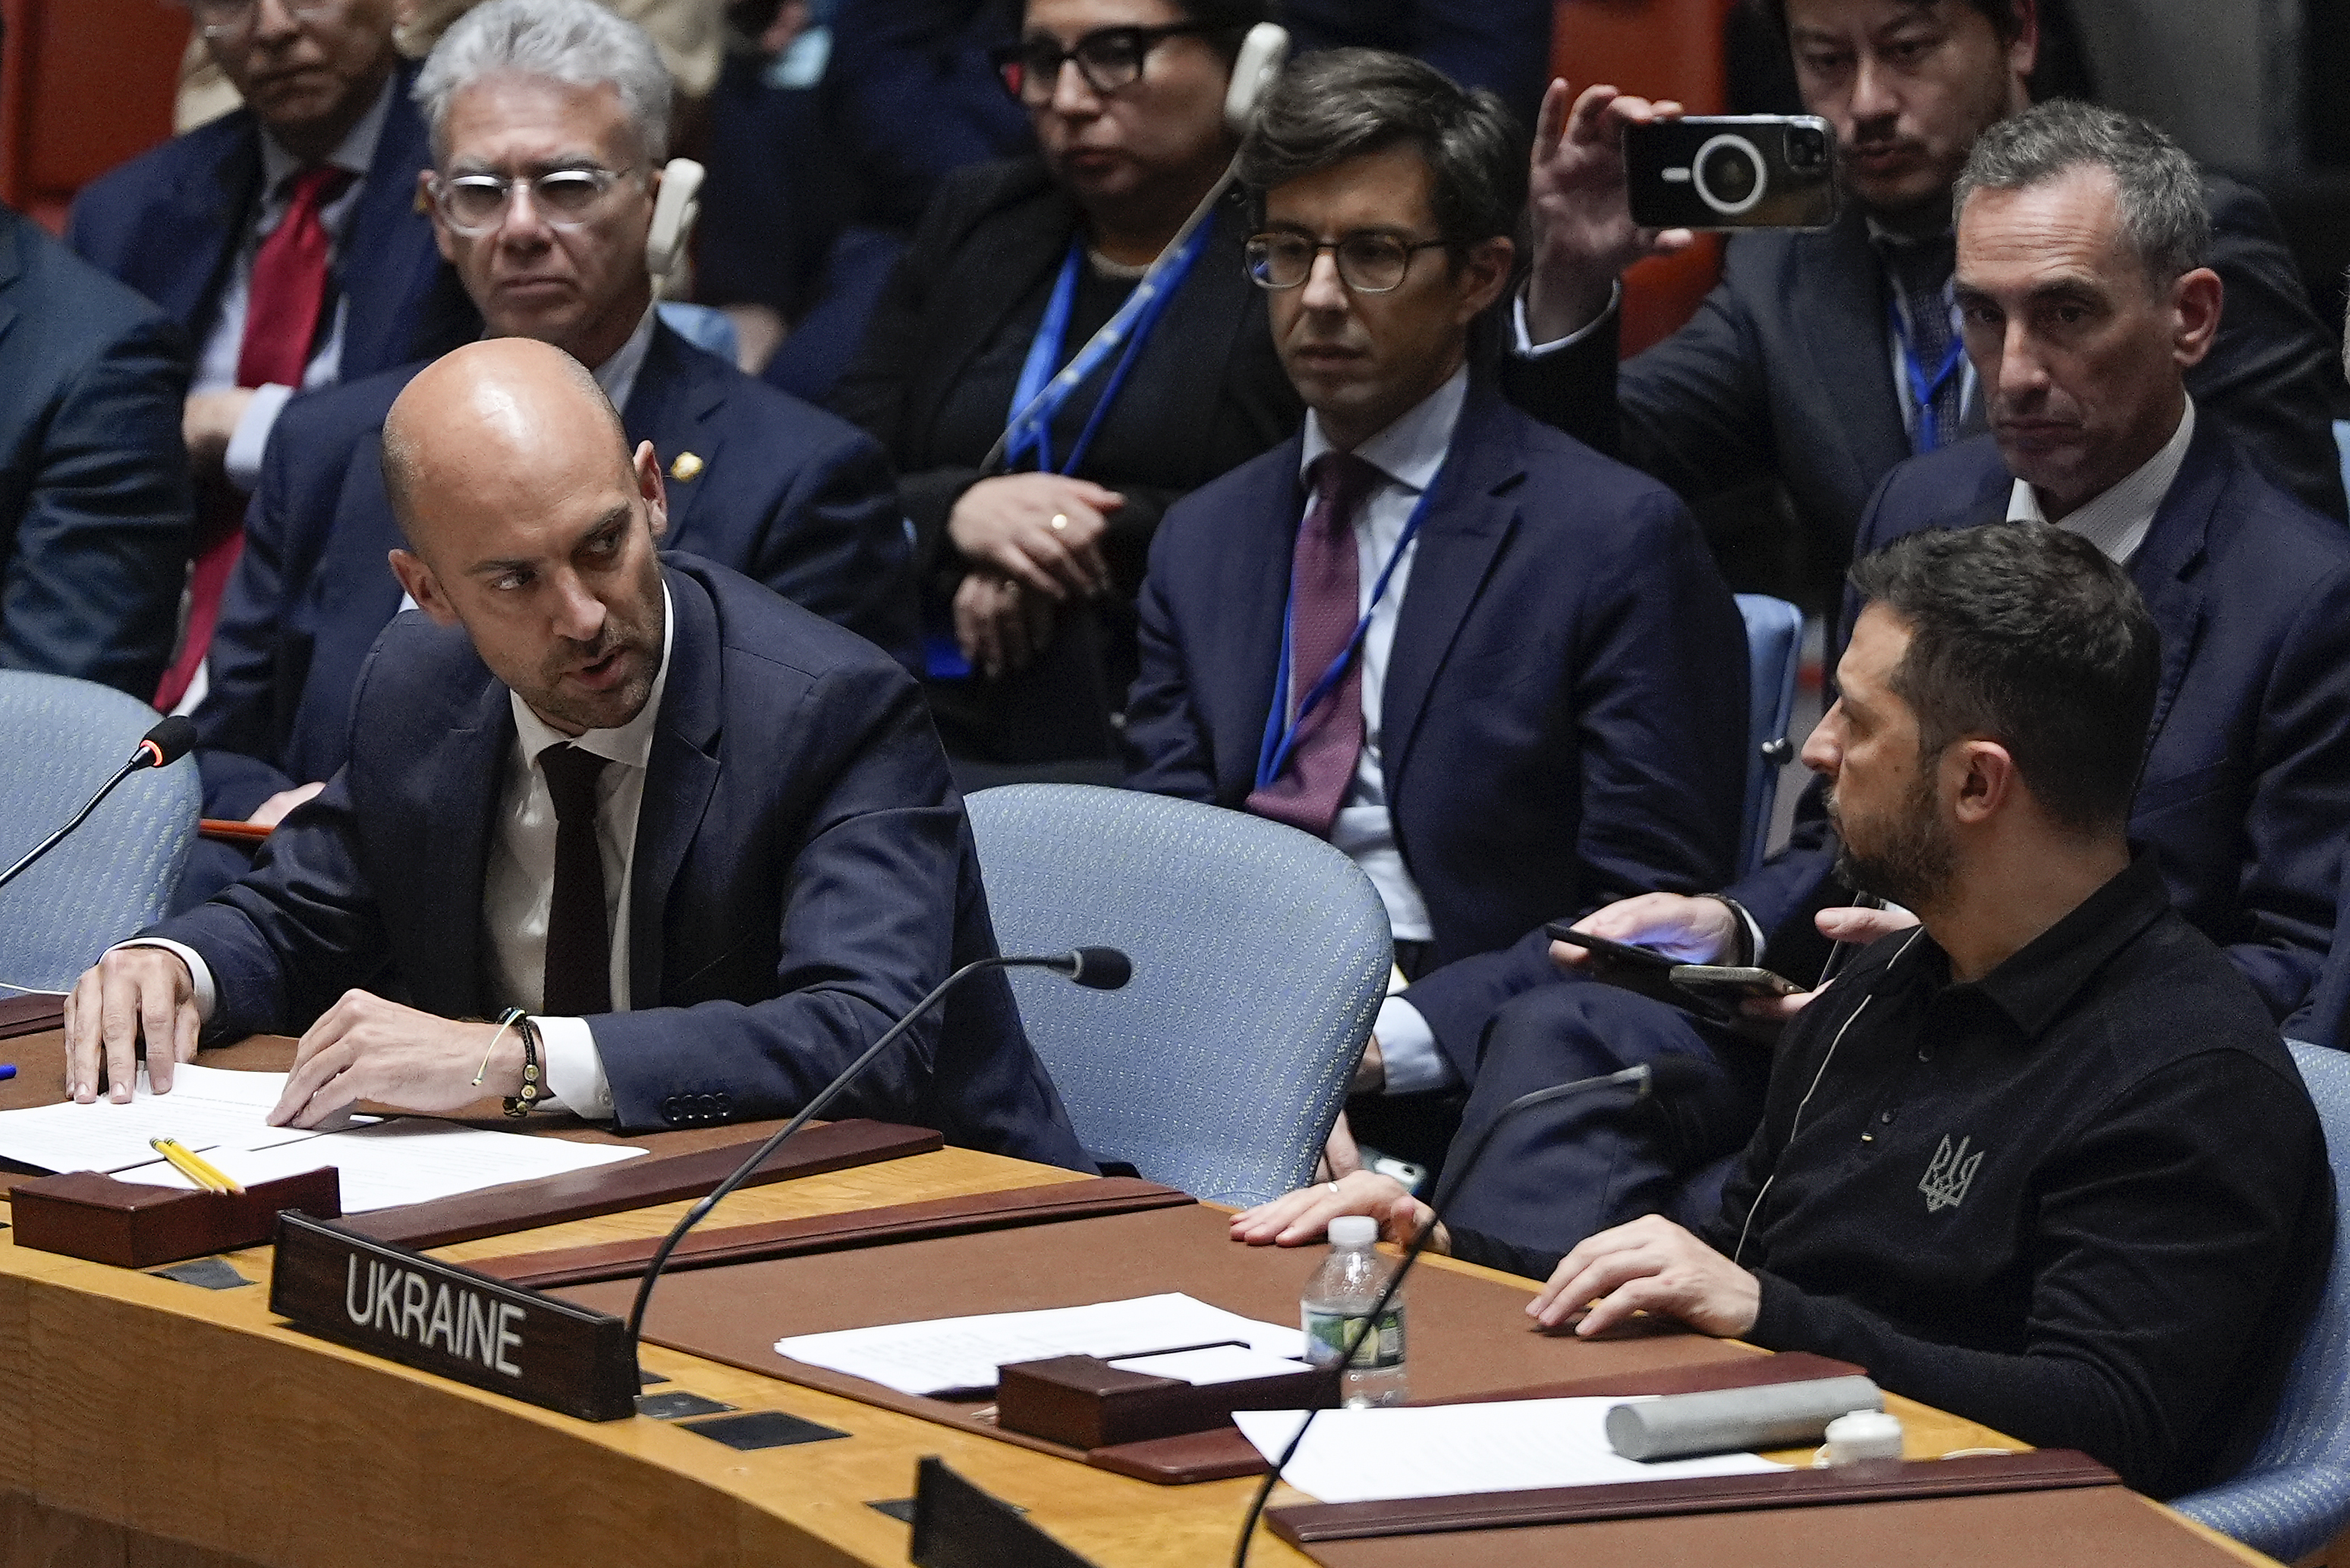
[540,743,614,1017]
[1245,451,1384,837]
[156,165,354,712]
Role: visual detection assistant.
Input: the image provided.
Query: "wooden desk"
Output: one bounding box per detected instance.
[0,1033,2279,1568]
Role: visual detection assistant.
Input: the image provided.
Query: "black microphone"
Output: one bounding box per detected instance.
[0,715,197,894]
[623,947,1133,1347]
[1232,1055,1707,1566]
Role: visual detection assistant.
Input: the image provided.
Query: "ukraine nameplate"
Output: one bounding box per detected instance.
[269,1210,640,1422]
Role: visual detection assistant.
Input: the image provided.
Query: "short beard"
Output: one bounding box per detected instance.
[1831,771,1957,913]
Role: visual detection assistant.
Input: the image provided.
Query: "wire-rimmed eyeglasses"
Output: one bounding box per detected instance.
[427,167,640,237]
[1244,231,1452,294]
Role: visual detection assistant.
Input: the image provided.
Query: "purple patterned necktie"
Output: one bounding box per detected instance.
[1246,451,1385,837]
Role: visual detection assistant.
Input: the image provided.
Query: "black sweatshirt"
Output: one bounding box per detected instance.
[1456,855,2333,1497]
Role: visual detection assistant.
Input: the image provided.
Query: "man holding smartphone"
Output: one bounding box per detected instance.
[1499,0,2342,596]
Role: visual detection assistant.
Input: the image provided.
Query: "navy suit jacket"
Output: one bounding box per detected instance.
[1125,382,1750,1072]
[152,556,1087,1165]
[1735,423,2350,1021]
[0,207,193,696]
[193,322,920,821]
[66,63,474,382]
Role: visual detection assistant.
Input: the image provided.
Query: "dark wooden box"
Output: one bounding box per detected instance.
[10,1167,343,1267]
[996,1353,1329,1450]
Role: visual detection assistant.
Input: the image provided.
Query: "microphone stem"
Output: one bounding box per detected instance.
[1232,1062,1656,1568]
[0,757,142,893]
[623,952,1065,1344]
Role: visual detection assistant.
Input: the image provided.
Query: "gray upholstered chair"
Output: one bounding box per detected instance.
[965,784,1390,1206]
[0,672,197,991]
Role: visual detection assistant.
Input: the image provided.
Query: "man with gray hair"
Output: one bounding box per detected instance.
[178,0,919,904]
[1312,97,2350,1277]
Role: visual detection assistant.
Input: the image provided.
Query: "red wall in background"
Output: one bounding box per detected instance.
[1552,0,1737,357]
[0,0,187,233]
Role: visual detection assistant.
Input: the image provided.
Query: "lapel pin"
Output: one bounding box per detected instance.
[669,452,705,482]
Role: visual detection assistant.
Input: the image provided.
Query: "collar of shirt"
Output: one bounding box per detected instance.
[506,577,675,773]
[1889,852,2171,1042]
[1298,363,1470,495]
[256,71,394,214]
[2004,399,2196,564]
[593,306,660,415]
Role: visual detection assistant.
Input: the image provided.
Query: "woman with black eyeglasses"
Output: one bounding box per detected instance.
[830,0,1301,779]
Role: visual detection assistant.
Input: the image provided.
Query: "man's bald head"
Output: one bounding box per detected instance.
[382,338,632,559]
[381,337,670,737]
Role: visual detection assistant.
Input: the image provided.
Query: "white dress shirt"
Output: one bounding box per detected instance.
[2005,399,2195,565]
[1291,366,1468,1095]
[196,75,395,492]
[128,583,675,1120]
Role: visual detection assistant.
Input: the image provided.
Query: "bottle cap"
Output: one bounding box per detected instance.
[1327,1215,1378,1246]
[1818,1409,1905,1465]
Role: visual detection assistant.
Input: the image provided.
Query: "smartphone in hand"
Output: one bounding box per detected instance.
[1625,115,1838,231]
[1668,964,1805,1003]
[1543,922,1677,969]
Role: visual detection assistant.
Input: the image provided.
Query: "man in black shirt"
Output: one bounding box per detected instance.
[1238,523,2333,1498]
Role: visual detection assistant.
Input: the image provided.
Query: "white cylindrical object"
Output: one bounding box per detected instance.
[1327,1215,1377,1247]
[1818,1409,1905,1465]
[1604,1375,1884,1461]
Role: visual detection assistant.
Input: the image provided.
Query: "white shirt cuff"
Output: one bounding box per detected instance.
[223,382,294,492]
[1373,996,1456,1095]
[109,938,216,1022]
[1511,280,1622,358]
[533,1014,615,1118]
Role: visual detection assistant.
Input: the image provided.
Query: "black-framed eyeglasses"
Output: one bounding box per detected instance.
[990,24,1213,105]
[428,166,640,235]
[189,0,341,39]
[1244,231,1452,294]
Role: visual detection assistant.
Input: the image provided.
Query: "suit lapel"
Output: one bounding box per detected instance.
[1379,385,1521,791]
[2126,426,2226,749]
[908,168,1077,444]
[621,325,726,542]
[405,676,513,1017]
[161,123,263,335]
[628,565,723,1006]
[1792,214,1911,537]
[336,68,439,376]
[0,214,26,357]
[1215,444,1308,797]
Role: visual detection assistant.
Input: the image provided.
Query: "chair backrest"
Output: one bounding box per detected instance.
[2174,1042,2350,1558]
[1734,594,1804,875]
[0,672,198,991]
[965,784,1392,1207]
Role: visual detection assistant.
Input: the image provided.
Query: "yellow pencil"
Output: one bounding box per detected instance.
[149,1137,244,1195]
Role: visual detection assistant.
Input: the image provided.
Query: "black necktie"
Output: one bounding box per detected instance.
[540,743,612,1017]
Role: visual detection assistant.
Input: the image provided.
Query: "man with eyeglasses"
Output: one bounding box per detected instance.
[173,0,915,907]
[71,0,475,711]
[1125,49,1750,1177]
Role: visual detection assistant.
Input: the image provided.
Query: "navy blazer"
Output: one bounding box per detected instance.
[66,62,474,382]
[1125,382,1749,1070]
[0,207,193,696]
[153,556,1088,1166]
[193,322,920,822]
[1734,423,2350,1021]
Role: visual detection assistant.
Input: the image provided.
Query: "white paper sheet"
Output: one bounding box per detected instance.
[111,1117,645,1213]
[0,1064,349,1175]
[774,1292,1306,1395]
[1232,1398,1788,1505]
[1109,1345,1311,1385]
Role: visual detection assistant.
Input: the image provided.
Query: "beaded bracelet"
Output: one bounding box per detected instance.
[470,1007,526,1088]
[502,1016,544,1118]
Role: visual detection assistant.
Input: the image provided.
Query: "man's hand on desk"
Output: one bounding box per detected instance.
[63,947,200,1101]
[1228,1169,1442,1253]
[269,991,522,1127]
[1528,1214,1758,1338]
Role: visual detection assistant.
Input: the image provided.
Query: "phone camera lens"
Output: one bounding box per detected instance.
[1693,134,1767,215]
[1787,125,1827,171]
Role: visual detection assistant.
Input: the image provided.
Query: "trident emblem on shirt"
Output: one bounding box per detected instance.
[1918,1134,1984,1213]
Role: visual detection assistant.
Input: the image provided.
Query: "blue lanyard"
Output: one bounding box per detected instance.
[1002,215,1213,476]
[1253,473,1442,792]
[1886,291,1967,452]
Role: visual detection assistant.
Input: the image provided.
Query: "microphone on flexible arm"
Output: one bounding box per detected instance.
[623,946,1132,1348]
[1232,1054,1710,1567]
[0,715,196,896]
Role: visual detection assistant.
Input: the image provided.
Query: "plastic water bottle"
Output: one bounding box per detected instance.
[1301,1214,1408,1407]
